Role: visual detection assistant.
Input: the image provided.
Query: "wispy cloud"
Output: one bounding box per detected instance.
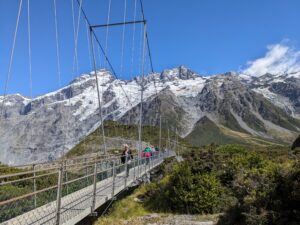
[243,43,300,76]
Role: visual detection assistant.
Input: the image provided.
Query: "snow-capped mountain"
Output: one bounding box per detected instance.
[1,66,300,165]
[246,72,300,118]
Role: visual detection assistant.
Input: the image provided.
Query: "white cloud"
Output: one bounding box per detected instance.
[243,43,300,76]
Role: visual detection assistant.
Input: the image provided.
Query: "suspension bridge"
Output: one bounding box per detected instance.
[0,0,181,224]
[0,150,176,225]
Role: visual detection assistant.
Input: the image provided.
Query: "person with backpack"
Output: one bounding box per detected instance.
[121,144,133,177]
[143,146,152,165]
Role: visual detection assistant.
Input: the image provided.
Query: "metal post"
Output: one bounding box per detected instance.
[85,158,89,185]
[167,128,170,151]
[32,164,37,208]
[138,153,141,178]
[89,26,107,155]
[55,165,63,225]
[145,156,147,174]
[159,115,162,152]
[91,20,145,28]
[133,157,136,180]
[138,21,147,181]
[100,161,103,181]
[91,160,97,212]
[175,127,177,155]
[112,160,116,197]
[124,157,128,188]
[64,160,69,195]
[139,153,142,178]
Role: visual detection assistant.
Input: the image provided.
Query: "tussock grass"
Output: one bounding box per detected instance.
[95,185,150,225]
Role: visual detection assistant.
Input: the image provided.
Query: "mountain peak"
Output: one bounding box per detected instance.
[160,65,200,81]
[71,69,115,86]
[223,71,238,77]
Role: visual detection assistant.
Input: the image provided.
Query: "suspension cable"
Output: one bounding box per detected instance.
[104,0,112,68]
[28,0,32,98]
[71,0,79,75]
[89,30,107,155]
[53,0,61,87]
[138,21,147,165]
[139,0,160,146]
[73,0,83,76]
[27,0,37,168]
[139,0,154,73]
[54,0,68,160]
[0,0,23,118]
[75,0,133,110]
[138,22,143,75]
[120,0,127,76]
[127,0,138,129]
[85,20,92,70]
[97,45,101,68]
[130,0,138,80]
[75,0,116,78]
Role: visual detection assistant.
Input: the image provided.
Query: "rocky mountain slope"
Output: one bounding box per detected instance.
[1,66,300,165]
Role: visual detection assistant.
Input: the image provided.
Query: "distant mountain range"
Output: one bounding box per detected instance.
[1,65,300,165]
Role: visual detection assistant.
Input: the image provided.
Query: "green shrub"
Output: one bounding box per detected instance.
[218,161,300,225]
[145,162,223,214]
[216,144,247,155]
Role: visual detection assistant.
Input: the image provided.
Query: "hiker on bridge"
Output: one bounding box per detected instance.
[121,144,133,177]
[143,146,152,165]
[154,146,160,159]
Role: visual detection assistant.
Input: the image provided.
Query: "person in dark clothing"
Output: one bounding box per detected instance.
[121,144,133,177]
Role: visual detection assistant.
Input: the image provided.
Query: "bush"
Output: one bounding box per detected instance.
[145,162,223,214]
[218,161,300,225]
[216,144,247,155]
[168,144,299,224]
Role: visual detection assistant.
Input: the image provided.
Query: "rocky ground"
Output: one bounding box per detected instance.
[97,213,218,225]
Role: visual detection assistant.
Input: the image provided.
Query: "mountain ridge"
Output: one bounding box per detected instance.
[1,65,300,165]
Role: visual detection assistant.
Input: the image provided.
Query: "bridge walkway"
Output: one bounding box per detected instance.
[1,152,173,225]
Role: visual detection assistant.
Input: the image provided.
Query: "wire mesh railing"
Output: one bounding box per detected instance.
[0,150,174,224]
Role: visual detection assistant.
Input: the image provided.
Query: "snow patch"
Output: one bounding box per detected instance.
[167,77,206,97]
[253,87,296,116]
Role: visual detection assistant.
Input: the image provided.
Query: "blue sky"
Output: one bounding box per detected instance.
[1,0,300,96]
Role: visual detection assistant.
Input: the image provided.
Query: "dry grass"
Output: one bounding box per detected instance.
[94,185,150,225]
[219,125,284,147]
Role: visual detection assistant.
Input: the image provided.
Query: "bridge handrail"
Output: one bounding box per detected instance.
[0,150,174,224]
[0,152,141,176]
